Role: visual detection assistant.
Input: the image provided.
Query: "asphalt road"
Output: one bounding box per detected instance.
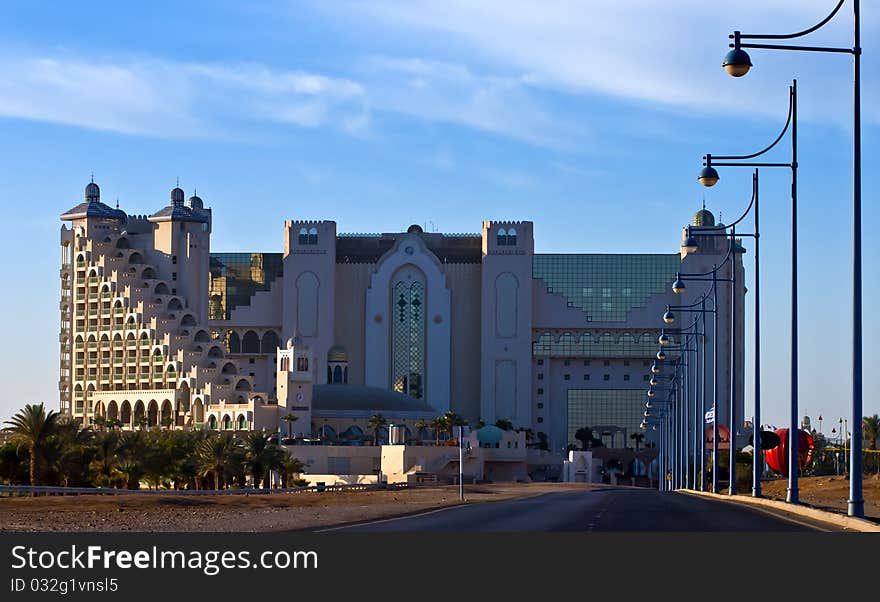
[321,488,838,532]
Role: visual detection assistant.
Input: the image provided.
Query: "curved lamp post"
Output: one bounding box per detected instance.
[701,83,794,501]
[689,173,759,495]
[672,251,737,493]
[664,298,712,491]
[720,0,864,521]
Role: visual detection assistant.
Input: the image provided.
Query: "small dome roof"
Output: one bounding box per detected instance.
[407,224,423,234]
[187,194,203,210]
[328,344,348,362]
[693,208,715,227]
[476,425,504,445]
[171,187,185,206]
[85,181,100,202]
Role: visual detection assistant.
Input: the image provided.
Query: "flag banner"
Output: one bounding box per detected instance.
[704,407,715,424]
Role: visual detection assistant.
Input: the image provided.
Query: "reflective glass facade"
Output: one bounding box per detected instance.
[566,389,645,445]
[208,253,283,320]
[533,331,676,358]
[533,254,680,322]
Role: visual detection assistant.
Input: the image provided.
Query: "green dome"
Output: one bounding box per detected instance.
[693,208,715,227]
[476,425,504,445]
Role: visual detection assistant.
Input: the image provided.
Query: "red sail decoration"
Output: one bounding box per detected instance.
[764,428,814,476]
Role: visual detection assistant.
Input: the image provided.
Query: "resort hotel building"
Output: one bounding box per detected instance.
[58,180,745,467]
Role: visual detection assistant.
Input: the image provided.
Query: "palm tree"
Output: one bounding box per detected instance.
[443,411,466,442]
[4,403,59,486]
[243,431,276,489]
[431,416,448,446]
[368,414,387,446]
[414,419,430,444]
[197,432,238,490]
[630,432,645,451]
[92,415,106,432]
[281,413,298,442]
[575,427,594,451]
[863,414,880,450]
[133,415,148,431]
[89,432,121,487]
[278,455,306,488]
[495,418,514,431]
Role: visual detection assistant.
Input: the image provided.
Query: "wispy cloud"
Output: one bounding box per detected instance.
[0,54,367,138]
[360,56,589,148]
[334,0,878,124]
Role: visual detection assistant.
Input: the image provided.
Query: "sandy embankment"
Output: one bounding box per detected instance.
[0,482,599,532]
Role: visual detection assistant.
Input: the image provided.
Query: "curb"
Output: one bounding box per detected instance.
[679,489,880,532]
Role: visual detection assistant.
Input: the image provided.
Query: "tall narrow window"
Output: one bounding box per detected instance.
[392,280,425,398]
[496,228,507,246]
[298,228,308,245]
[507,227,517,246]
[308,227,318,245]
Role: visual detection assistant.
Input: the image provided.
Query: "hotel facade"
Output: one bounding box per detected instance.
[59,181,745,454]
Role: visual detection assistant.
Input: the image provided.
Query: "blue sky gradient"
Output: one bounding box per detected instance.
[0,1,877,431]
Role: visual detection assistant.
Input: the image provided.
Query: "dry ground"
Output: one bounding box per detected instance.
[761,473,880,521]
[0,482,601,532]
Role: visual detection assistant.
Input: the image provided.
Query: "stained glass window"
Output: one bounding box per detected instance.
[392,280,425,398]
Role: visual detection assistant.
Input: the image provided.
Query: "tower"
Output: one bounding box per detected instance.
[276,335,314,437]
[479,220,535,427]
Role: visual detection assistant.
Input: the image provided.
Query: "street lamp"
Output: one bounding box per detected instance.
[697,166,720,187]
[701,81,796,501]
[722,37,753,77]
[720,0,864,520]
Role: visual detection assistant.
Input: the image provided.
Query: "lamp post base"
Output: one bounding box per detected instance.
[786,488,799,504]
[848,500,864,518]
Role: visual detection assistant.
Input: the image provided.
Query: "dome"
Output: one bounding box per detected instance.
[170,187,185,206]
[187,194,203,210]
[406,224,423,234]
[476,425,504,445]
[328,344,348,363]
[286,332,304,349]
[693,208,715,227]
[85,181,100,203]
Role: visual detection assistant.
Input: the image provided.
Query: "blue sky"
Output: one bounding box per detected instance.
[0,0,877,431]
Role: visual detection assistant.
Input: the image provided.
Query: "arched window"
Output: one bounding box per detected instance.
[237,414,247,430]
[296,357,309,372]
[298,228,308,245]
[228,331,241,353]
[392,275,426,399]
[308,227,318,245]
[222,415,232,430]
[281,357,289,372]
[497,228,507,246]
[207,414,217,430]
[333,365,343,384]
[261,331,280,354]
[507,227,517,246]
[241,330,260,353]
[154,282,170,295]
